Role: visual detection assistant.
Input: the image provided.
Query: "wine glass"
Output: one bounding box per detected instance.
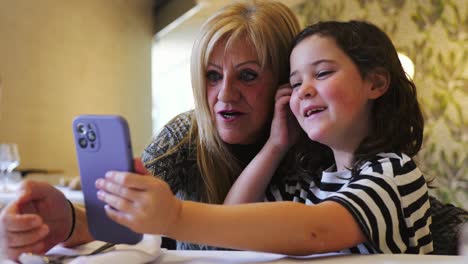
[0,143,20,192]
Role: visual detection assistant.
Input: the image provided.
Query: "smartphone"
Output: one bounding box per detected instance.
[72,115,142,244]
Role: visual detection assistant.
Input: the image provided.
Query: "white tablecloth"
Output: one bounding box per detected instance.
[156,250,466,264]
[8,238,468,264]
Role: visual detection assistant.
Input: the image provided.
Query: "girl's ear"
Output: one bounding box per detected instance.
[367,68,390,99]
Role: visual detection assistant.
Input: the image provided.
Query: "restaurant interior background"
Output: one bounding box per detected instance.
[0,0,466,209]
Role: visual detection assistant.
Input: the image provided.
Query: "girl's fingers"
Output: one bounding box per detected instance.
[275,86,292,100]
[103,204,132,228]
[275,96,292,116]
[96,173,165,213]
[6,224,49,248]
[276,95,291,107]
[95,178,140,201]
[104,204,144,234]
[104,171,151,190]
[97,189,136,212]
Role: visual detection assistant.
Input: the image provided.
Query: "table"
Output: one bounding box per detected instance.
[157,250,466,264]
[13,236,468,264]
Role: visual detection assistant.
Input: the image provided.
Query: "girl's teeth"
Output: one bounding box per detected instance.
[306,108,325,117]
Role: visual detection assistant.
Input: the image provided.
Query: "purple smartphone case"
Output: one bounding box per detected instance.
[73,115,142,244]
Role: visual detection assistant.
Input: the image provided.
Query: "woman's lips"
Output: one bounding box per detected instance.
[218,111,245,122]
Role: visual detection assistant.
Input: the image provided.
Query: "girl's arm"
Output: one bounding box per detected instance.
[223,139,289,203]
[97,172,366,256]
[170,200,366,255]
[224,85,300,204]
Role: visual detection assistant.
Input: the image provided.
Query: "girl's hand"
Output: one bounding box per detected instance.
[268,84,301,152]
[95,172,181,235]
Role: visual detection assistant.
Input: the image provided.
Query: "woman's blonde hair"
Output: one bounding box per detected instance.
[191,0,300,203]
[175,0,300,203]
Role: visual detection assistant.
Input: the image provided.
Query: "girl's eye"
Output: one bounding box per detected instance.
[316,70,334,79]
[206,70,222,82]
[239,70,258,82]
[290,82,301,89]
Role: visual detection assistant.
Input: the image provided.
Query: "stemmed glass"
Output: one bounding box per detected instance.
[0,143,20,192]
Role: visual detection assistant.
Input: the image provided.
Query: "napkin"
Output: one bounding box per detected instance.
[18,235,161,264]
[71,235,161,264]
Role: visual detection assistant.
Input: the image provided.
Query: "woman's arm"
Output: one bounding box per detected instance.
[60,205,94,247]
[224,85,300,204]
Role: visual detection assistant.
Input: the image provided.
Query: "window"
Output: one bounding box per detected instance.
[151,3,204,134]
[151,38,193,134]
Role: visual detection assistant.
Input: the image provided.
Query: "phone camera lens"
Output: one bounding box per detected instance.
[77,123,86,134]
[78,137,88,148]
[87,130,96,142]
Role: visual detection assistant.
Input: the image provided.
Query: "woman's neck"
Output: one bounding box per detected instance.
[227,140,265,167]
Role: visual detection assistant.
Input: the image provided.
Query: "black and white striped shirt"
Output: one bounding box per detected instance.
[266,152,433,254]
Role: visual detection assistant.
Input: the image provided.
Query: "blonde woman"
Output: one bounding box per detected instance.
[142,0,302,250]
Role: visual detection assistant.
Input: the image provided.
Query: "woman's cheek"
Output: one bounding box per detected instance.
[206,86,218,113]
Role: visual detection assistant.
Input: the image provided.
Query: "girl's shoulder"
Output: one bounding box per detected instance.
[358,152,421,180]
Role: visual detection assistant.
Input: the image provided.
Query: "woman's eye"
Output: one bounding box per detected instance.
[206,71,222,82]
[239,70,258,82]
[316,70,334,79]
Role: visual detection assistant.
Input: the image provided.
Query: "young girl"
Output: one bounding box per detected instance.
[95,20,433,255]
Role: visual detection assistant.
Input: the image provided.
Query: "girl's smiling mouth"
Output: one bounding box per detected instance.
[303,106,327,117]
